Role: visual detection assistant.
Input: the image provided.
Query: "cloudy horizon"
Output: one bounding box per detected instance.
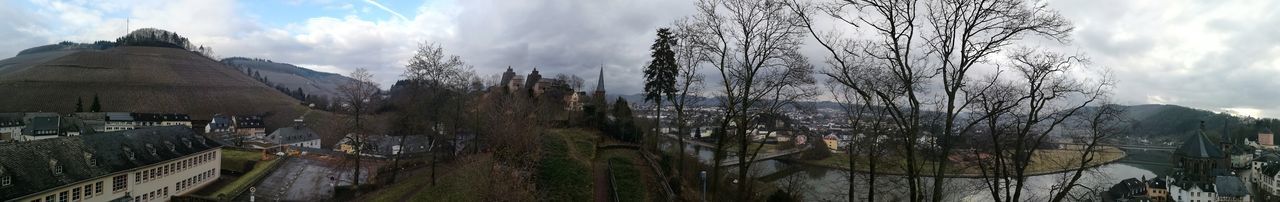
[2,0,1279,118]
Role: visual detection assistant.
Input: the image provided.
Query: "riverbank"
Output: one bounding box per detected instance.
[793,146,1127,178]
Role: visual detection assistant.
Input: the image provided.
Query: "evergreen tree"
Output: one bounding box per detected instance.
[90,94,102,112]
[643,28,679,148]
[75,97,83,112]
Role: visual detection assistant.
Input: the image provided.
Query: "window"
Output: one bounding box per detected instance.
[82,185,91,198]
[44,195,53,202]
[49,160,61,176]
[84,152,96,167]
[123,147,135,161]
[2,176,10,187]
[112,175,127,192]
[95,181,103,194]
[57,191,66,202]
[71,188,79,201]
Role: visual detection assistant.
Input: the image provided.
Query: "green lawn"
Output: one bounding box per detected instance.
[608,157,645,202]
[536,130,594,201]
[365,155,493,202]
[221,149,263,161]
[200,148,281,198]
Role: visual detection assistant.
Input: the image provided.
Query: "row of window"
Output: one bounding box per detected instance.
[27,150,216,202]
[134,186,169,202]
[134,150,216,184]
[177,169,216,192]
[29,181,104,202]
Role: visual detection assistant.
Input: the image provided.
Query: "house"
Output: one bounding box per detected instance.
[0,113,22,142]
[16,114,74,141]
[0,126,223,202]
[1106,178,1150,201]
[232,115,266,139]
[204,114,233,134]
[1214,176,1250,202]
[1260,128,1275,149]
[264,119,321,149]
[822,134,839,151]
[1254,163,1280,199]
[1146,176,1168,202]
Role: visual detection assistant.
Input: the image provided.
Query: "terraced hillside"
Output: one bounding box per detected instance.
[0,46,312,132]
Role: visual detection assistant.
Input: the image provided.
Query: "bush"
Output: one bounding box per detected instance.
[802,139,832,160]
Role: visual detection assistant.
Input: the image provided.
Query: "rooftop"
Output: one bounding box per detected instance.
[0,126,221,199]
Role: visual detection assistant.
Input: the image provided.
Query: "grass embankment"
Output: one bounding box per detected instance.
[364,154,493,202]
[806,146,1126,177]
[200,149,281,198]
[537,129,596,201]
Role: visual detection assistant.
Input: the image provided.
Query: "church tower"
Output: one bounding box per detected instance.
[592,65,607,105]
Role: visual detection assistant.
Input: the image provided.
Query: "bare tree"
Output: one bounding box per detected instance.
[337,68,381,191]
[990,49,1110,201]
[668,18,707,191]
[396,42,475,186]
[1049,101,1123,202]
[687,0,818,200]
[790,0,1075,200]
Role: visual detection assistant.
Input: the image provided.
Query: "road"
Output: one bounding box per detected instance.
[237,156,370,202]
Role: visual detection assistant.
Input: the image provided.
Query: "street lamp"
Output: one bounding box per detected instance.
[700,170,707,202]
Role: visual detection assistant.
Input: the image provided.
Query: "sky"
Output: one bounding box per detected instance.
[1,0,1279,118]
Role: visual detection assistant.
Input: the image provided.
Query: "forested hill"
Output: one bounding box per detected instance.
[219,57,358,106]
[1105,104,1280,142]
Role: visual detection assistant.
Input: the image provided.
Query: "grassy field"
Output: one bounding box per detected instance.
[608,157,645,202]
[807,146,1126,177]
[537,129,595,201]
[222,149,264,162]
[199,149,281,198]
[364,154,493,202]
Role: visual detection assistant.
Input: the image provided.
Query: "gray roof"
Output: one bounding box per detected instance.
[24,116,59,136]
[0,113,23,127]
[233,116,264,129]
[0,126,221,199]
[266,124,319,145]
[1263,163,1280,177]
[104,112,132,122]
[1214,176,1247,197]
[207,114,232,131]
[1176,131,1223,158]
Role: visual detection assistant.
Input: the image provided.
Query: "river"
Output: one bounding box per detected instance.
[659,138,1172,201]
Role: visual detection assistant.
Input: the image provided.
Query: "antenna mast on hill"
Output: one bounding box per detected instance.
[126,18,130,35]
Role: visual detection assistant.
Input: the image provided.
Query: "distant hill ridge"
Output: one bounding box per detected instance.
[219,57,358,104]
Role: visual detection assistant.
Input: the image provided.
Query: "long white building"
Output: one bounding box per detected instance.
[0,126,222,202]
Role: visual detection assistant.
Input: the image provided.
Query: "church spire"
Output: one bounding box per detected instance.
[594,65,605,93]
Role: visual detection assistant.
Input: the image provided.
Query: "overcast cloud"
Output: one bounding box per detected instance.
[2,0,1280,117]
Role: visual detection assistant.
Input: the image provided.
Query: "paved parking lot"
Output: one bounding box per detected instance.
[236,155,376,202]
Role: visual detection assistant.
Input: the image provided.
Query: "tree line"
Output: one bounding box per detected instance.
[635,0,1120,201]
